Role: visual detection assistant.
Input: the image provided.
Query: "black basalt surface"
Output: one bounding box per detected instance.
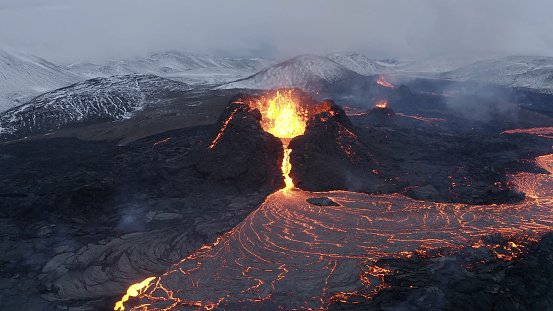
[0,111,284,310]
[195,97,285,192]
[329,232,553,311]
[288,98,552,205]
[1,90,552,310]
[289,100,381,193]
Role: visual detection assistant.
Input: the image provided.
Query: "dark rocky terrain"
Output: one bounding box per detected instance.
[1,86,553,310]
[289,100,381,193]
[330,232,553,311]
[288,94,552,204]
[0,119,281,310]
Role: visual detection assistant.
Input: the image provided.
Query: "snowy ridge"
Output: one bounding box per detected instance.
[441,56,553,93]
[66,51,276,86]
[327,52,385,76]
[0,74,192,139]
[390,53,503,73]
[0,50,83,112]
[218,54,362,92]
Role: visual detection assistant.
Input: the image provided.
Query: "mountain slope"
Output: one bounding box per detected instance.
[391,54,502,74]
[441,56,553,93]
[66,51,275,86]
[0,74,192,140]
[327,52,385,76]
[218,54,365,92]
[0,50,83,112]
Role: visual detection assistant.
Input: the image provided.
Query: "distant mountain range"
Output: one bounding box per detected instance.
[0,50,275,113]
[0,50,84,112]
[0,74,191,139]
[65,50,276,86]
[218,54,368,92]
[2,49,553,141]
[219,53,553,94]
[440,55,553,93]
[327,52,385,76]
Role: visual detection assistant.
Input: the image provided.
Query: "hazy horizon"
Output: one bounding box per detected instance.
[1,0,553,63]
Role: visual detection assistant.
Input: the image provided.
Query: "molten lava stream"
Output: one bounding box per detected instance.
[253,90,308,192]
[119,151,553,310]
[281,142,294,191]
[117,110,553,310]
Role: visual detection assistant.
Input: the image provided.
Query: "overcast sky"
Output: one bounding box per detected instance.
[1,0,553,63]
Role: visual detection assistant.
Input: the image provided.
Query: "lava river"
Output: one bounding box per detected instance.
[119,152,553,310]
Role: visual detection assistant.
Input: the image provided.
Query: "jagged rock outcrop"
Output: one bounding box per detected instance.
[195,96,285,192]
[289,100,381,193]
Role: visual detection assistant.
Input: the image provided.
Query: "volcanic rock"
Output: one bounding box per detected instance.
[353,125,552,205]
[195,96,285,192]
[405,184,445,202]
[306,197,340,206]
[365,103,396,125]
[0,123,278,310]
[329,232,553,311]
[289,100,381,193]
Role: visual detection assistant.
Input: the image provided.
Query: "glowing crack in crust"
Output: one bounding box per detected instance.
[117,128,553,310]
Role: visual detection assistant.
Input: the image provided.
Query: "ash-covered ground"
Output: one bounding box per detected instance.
[1,86,553,310]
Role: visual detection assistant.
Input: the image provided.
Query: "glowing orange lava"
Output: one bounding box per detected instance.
[376,76,394,88]
[153,137,171,146]
[254,90,308,139]
[501,127,553,139]
[374,99,388,108]
[396,112,447,127]
[253,90,309,190]
[281,146,294,190]
[208,107,239,149]
[118,151,553,310]
[117,111,553,309]
[114,277,156,311]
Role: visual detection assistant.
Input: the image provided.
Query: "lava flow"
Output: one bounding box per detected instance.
[116,107,553,310]
[374,99,388,108]
[252,90,309,190]
[376,75,394,88]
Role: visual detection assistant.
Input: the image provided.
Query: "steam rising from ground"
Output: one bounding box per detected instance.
[115,204,147,234]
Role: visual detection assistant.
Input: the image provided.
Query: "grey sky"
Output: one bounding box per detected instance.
[1,0,552,63]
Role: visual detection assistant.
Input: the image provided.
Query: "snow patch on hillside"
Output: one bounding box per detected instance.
[218,54,360,92]
[0,74,192,139]
[328,52,385,76]
[0,50,83,112]
[66,51,276,86]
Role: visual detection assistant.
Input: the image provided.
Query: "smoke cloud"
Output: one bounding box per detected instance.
[115,204,147,234]
[1,0,552,63]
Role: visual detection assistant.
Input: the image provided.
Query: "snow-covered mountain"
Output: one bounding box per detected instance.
[327,52,385,76]
[66,51,276,86]
[0,50,83,112]
[441,56,553,93]
[389,53,502,74]
[218,54,365,92]
[367,53,553,93]
[0,74,192,139]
